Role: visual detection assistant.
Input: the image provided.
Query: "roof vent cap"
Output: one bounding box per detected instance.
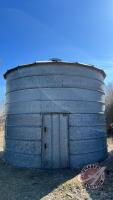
[49,58,62,62]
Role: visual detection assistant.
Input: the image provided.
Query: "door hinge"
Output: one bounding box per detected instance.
[44,143,47,149]
[44,127,47,132]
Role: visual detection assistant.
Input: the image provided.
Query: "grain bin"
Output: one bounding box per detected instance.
[4,60,107,168]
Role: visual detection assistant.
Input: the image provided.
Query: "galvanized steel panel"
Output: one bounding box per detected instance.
[70,138,107,154]
[5,126,41,140]
[69,113,105,126]
[4,62,107,168]
[6,114,41,126]
[6,100,105,114]
[6,75,104,93]
[6,88,105,103]
[70,149,107,168]
[6,64,104,81]
[69,126,106,140]
[5,139,41,155]
[5,152,41,168]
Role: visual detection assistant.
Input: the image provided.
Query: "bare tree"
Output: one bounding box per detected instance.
[105,83,113,135]
[0,102,5,129]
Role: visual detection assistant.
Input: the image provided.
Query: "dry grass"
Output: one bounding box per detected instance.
[0,138,112,200]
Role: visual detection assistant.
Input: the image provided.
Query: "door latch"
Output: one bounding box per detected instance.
[44,127,47,132]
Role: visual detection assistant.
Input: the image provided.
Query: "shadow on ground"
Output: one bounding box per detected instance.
[0,151,79,200]
[0,145,113,200]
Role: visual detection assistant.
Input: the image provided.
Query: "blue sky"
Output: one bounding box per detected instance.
[0,0,113,103]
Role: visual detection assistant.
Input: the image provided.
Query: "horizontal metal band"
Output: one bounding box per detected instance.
[5,137,41,142]
[5,63,105,82]
[5,124,106,127]
[69,124,106,127]
[5,102,105,114]
[5,112,105,115]
[6,138,105,142]
[6,88,105,106]
[6,86,105,95]
[5,112,105,116]
[5,125,42,128]
[69,136,106,141]
[5,99,105,105]
[7,73,104,84]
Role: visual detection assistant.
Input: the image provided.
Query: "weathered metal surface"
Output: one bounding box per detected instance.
[69,126,106,140]
[6,75,104,93]
[4,62,107,168]
[70,138,107,154]
[6,101,105,114]
[5,64,105,82]
[69,113,105,126]
[70,149,107,168]
[6,88,105,103]
[5,126,41,140]
[4,152,41,168]
[5,139,41,154]
[42,114,69,168]
[4,61,106,79]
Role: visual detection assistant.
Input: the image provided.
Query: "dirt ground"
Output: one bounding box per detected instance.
[0,136,113,200]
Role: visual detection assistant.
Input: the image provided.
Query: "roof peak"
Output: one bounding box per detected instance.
[49,58,62,62]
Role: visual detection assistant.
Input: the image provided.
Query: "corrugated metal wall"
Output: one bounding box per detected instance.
[4,63,107,168]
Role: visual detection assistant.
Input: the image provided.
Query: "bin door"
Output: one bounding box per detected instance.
[42,114,69,168]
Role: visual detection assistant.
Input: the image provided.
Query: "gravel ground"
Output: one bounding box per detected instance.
[0,138,112,200]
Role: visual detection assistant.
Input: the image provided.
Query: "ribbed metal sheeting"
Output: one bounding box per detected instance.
[4,62,107,168]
